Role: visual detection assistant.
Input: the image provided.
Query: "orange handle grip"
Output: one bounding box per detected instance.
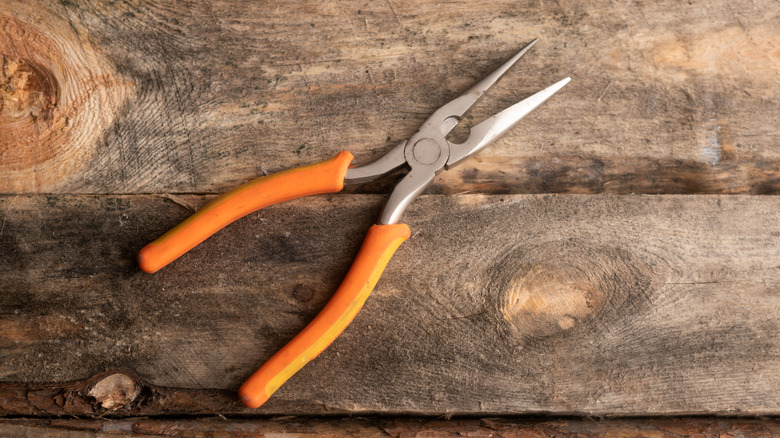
[137,151,354,274]
[238,223,410,408]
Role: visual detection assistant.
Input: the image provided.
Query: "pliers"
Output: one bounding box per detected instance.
[137,38,569,409]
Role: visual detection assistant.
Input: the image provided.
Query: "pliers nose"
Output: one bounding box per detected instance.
[346,38,569,224]
[137,38,569,409]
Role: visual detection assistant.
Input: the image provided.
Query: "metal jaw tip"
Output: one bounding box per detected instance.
[446,76,571,168]
[435,38,540,135]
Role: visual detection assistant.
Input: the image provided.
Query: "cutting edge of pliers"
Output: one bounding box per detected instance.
[136,38,569,409]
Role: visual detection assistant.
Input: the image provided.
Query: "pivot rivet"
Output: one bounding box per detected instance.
[412,138,441,165]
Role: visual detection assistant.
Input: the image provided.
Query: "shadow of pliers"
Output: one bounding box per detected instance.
[137,38,570,408]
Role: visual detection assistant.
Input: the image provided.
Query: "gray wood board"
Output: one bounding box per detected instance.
[1,194,778,415]
[1,417,779,438]
[1,0,778,194]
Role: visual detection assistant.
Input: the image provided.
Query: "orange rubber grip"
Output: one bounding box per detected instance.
[137,151,354,274]
[238,223,410,408]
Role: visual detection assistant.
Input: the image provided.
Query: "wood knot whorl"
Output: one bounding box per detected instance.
[87,372,141,410]
[0,9,133,191]
[0,56,58,121]
[488,239,654,342]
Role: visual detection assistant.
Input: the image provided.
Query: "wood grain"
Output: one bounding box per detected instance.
[0,2,134,192]
[0,0,778,194]
[1,0,778,426]
[1,194,778,416]
[2,417,779,437]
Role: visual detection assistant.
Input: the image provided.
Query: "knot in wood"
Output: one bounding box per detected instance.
[0,56,57,120]
[502,264,605,337]
[87,373,141,410]
[0,11,133,191]
[488,239,654,342]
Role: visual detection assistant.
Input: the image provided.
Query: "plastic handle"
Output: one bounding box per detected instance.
[238,223,411,408]
[137,151,354,274]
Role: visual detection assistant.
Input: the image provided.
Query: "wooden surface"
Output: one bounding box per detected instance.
[0,0,778,194]
[1,0,779,432]
[1,194,779,416]
[2,417,779,437]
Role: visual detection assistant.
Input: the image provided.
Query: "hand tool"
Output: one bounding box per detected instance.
[137,38,569,408]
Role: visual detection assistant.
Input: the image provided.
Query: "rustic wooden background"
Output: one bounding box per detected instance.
[1,0,778,436]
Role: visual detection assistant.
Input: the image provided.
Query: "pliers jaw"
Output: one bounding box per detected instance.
[346,38,570,225]
[343,140,408,184]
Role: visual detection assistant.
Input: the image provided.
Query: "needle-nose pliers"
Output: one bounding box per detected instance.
[137,38,569,408]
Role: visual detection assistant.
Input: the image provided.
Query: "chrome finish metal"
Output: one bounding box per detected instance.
[426,38,539,138]
[348,38,569,224]
[344,141,408,184]
[446,77,571,168]
[378,168,436,225]
[404,134,449,171]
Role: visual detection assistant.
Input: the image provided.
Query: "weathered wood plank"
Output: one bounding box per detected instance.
[2,417,779,438]
[0,372,239,417]
[0,194,778,415]
[1,0,778,194]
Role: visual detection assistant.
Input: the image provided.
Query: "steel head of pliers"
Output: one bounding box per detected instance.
[345,38,570,225]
